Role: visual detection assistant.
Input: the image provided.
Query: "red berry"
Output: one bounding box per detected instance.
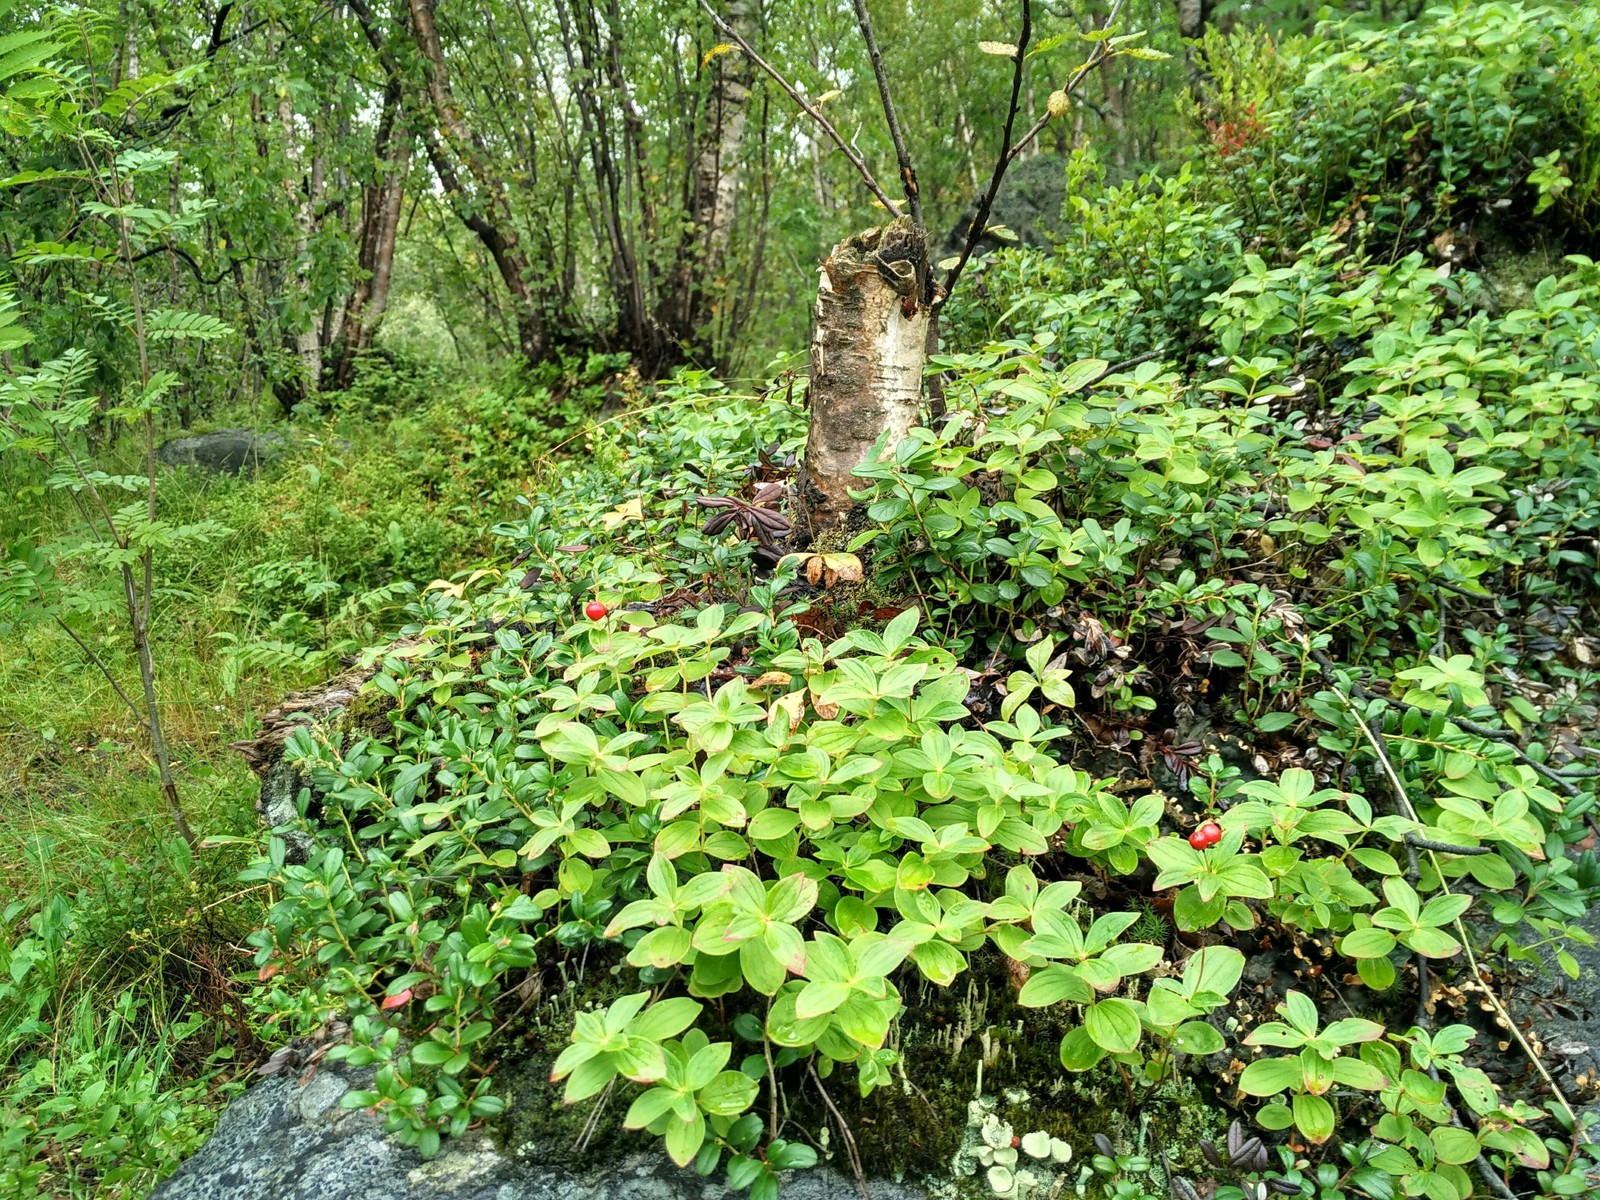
[1199,821,1223,847]
[584,600,608,621]
[1188,830,1210,850]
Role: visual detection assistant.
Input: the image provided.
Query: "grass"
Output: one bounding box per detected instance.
[0,379,535,1196]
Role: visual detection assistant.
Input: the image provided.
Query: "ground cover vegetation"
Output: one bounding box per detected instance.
[4,1,1600,1199]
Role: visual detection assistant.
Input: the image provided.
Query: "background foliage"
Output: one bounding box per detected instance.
[4,1,1600,1198]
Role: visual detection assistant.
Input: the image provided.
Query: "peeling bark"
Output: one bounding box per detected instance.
[800,220,930,536]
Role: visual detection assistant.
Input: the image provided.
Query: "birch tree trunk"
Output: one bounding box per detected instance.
[800,219,929,536]
[276,85,323,401]
[658,0,757,367]
[402,0,548,363]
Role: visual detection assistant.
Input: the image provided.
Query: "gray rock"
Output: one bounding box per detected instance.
[1526,897,1600,1079]
[157,428,285,474]
[151,1062,925,1200]
[259,754,315,864]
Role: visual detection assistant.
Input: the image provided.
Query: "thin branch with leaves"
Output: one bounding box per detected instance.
[697,0,905,218]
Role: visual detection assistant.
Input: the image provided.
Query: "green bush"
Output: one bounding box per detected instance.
[1195,1,1600,247]
[241,278,1600,1197]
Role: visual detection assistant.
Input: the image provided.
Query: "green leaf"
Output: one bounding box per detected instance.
[1214,858,1273,899]
[1357,955,1397,991]
[1182,945,1245,999]
[1257,1102,1294,1131]
[768,1140,819,1170]
[144,309,234,340]
[411,1040,454,1066]
[1058,1026,1108,1071]
[1292,1092,1336,1144]
[795,980,852,1019]
[632,997,704,1042]
[1017,965,1091,1008]
[1430,1127,1481,1166]
[1172,1020,1224,1056]
[1340,928,1397,959]
[1237,1056,1301,1097]
[910,939,966,986]
[624,1087,679,1129]
[1084,998,1142,1054]
[1403,926,1462,959]
[697,1069,760,1116]
[664,1110,706,1167]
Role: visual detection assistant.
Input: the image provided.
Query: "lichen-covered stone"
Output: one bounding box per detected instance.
[150,1062,927,1200]
[157,429,286,474]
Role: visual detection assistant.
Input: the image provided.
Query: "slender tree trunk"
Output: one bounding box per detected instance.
[558,0,656,367]
[275,85,323,401]
[400,0,547,363]
[1098,57,1128,166]
[1176,0,1210,40]
[337,91,410,387]
[799,220,929,536]
[1177,0,1214,83]
[355,137,407,345]
[657,0,757,368]
[950,71,981,190]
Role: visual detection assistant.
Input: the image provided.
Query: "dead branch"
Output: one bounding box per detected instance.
[808,1060,870,1200]
[848,0,920,225]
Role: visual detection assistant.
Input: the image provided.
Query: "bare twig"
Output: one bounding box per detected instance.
[1091,347,1167,384]
[1006,0,1126,162]
[48,612,150,729]
[1472,1150,1522,1200]
[808,1060,871,1200]
[573,1077,614,1153]
[1311,648,1600,843]
[848,0,919,225]
[1414,958,1522,1200]
[941,0,1035,299]
[1323,662,1585,1135]
[698,0,903,217]
[943,0,1129,300]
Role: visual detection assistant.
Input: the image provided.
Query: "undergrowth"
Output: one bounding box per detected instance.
[5,5,1600,1200]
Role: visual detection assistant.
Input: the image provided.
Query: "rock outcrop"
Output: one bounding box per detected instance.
[157,429,285,474]
[149,1061,922,1200]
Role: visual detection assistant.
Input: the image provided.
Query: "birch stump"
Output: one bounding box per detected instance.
[800,218,930,535]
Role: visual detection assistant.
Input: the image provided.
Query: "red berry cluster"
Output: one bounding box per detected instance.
[1188,821,1223,850]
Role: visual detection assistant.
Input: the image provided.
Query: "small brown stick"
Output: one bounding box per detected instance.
[808,1060,871,1200]
[762,1001,780,1141]
[1311,647,1600,843]
[1091,348,1167,383]
[848,0,919,226]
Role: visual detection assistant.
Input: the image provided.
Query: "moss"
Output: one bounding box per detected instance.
[334,681,396,743]
[484,950,1233,1191]
[792,951,1230,1190]
[489,965,658,1170]
[1471,221,1571,314]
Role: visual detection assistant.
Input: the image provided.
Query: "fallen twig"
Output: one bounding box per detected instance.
[1324,663,1585,1135]
[808,1060,871,1200]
